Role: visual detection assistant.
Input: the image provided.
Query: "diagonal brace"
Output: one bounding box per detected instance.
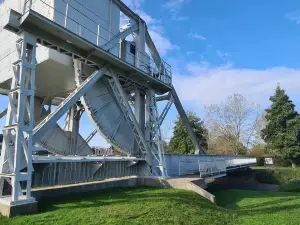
[101,24,139,51]
[171,88,206,155]
[159,95,173,126]
[32,66,108,143]
[108,69,152,163]
[0,108,7,120]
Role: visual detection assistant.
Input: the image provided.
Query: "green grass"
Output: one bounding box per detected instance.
[0,188,237,225]
[2,187,300,225]
[215,189,300,225]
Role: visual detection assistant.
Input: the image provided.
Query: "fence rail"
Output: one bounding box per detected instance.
[168,155,257,177]
[21,0,172,85]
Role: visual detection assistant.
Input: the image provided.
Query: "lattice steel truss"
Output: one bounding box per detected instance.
[107,70,150,160]
[146,89,167,177]
[0,32,37,203]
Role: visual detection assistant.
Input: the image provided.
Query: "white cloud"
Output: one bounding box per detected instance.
[188,32,207,40]
[186,51,196,56]
[173,62,300,110]
[286,10,300,24]
[122,0,144,10]
[172,15,189,21]
[139,11,176,56]
[137,10,161,25]
[122,0,176,56]
[216,50,231,60]
[163,0,189,13]
[149,30,176,56]
[163,0,190,21]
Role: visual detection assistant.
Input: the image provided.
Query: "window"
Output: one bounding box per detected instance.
[130,44,136,55]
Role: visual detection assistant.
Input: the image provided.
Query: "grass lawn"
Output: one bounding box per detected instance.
[0,188,237,225]
[215,189,300,225]
[1,187,300,225]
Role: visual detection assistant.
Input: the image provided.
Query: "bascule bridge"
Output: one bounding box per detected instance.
[0,0,256,216]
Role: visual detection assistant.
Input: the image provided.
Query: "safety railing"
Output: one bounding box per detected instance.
[22,0,172,85]
[167,154,257,177]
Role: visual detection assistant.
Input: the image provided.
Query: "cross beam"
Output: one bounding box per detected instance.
[101,23,139,51]
[32,65,108,143]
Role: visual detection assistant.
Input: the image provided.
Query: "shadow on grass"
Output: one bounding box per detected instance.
[214,189,300,217]
[37,187,219,214]
[37,186,300,221]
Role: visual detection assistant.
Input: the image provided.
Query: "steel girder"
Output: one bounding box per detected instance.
[0,32,37,202]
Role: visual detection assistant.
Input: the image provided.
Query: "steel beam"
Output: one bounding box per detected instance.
[155,93,170,102]
[107,69,152,164]
[159,96,173,126]
[171,88,206,155]
[101,23,139,51]
[145,30,162,70]
[0,108,7,120]
[32,65,108,143]
[85,129,97,144]
[112,0,140,22]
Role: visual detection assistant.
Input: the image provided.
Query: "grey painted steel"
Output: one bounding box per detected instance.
[31,160,148,188]
[108,69,151,162]
[13,9,171,94]
[159,95,173,126]
[0,109,7,120]
[33,66,108,143]
[101,23,139,51]
[163,154,257,177]
[34,99,93,156]
[171,88,206,155]
[74,61,137,155]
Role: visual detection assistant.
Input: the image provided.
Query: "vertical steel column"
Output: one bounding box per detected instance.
[133,90,145,155]
[134,20,146,69]
[0,32,37,202]
[64,105,80,155]
[134,90,145,131]
[145,89,167,177]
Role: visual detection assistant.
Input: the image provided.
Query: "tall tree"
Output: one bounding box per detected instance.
[205,93,260,155]
[168,111,208,154]
[261,85,300,167]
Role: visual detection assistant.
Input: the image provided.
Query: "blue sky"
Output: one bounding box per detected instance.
[1,0,300,145]
[140,0,300,69]
[122,0,300,139]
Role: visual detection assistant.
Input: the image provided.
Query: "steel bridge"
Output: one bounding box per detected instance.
[0,0,256,216]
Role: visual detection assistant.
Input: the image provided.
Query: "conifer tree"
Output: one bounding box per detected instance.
[261,85,300,167]
[168,111,208,154]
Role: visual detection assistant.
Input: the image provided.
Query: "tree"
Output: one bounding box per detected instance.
[261,85,300,167]
[168,111,208,154]
[208,135,247,155]
[249,144,268,157]
[205,93,260,155]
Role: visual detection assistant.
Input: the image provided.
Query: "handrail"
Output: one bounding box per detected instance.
[26,0,172,86]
